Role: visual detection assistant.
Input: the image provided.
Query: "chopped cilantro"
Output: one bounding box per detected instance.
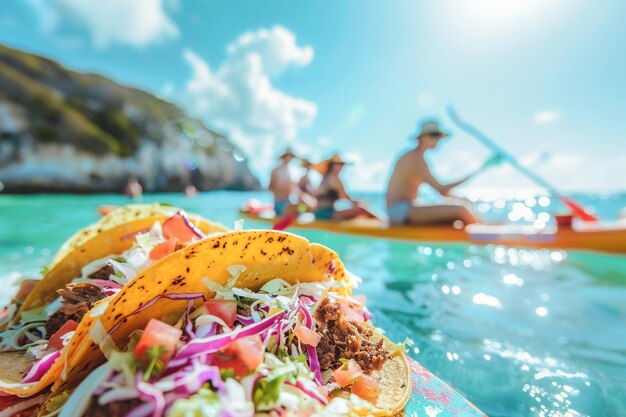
[142,345,166,381]
[219,368,236,380]
[39,265,50,276]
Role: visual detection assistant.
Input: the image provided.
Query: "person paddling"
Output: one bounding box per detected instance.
[313,154,380,221]
[386,120,495,226]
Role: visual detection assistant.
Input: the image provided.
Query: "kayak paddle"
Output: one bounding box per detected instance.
[272,211,299,231]
[447,106,598,222]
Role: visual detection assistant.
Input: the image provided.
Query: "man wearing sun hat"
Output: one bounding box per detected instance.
[385,119,485,226]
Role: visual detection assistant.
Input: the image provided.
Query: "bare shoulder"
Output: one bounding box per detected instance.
[396,150,422,169]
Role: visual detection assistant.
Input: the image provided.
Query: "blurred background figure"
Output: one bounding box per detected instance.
[386,120,500,226]
[124,177,143,200]
[298,158,315,195]
[268,147,298,216]
[313,154,380,221]
[184,184,197,198]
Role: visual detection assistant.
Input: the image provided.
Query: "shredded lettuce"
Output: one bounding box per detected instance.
[222,379,254,417]
[226,265,247,288]
[20,305,48,323]
[109,350,137,385]
[202,277,235,300]
[89,320,116,359]
[169,387,221,417]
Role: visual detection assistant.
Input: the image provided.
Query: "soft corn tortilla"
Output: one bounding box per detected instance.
[0,205,226,397]
[17,204,228,321]
[56,230,410,414]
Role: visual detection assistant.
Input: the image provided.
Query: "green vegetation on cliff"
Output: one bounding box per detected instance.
[0,44,230,158]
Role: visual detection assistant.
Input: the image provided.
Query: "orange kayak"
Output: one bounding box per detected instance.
[239,208,626,255]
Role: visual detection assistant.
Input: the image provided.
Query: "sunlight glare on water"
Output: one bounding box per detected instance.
[0,191,625,417]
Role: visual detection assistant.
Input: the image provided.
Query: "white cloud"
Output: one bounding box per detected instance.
[533,110,561,124]
[342,151,392,191]
[465,151,625,193]
[27,0,179,48]
[225,26,313,77]
[181,26,317,176]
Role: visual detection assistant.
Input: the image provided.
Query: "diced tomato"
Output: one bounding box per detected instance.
[204,299,237,327]
[342,306,365,322]
[98,205,119,216]
[212,353,247,375]
[149,237,179,261]
[134,319,182,366]
[0,395,22,409]
[15,279,39,301]
[214,335,264,374]
[294,323,321,346]
[47,320,78,350]
[353,294,367,305]
[162,211,202,243]
[351,374,380,398]
[332,359,363,388]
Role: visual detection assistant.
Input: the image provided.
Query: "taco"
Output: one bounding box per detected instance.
[0,205,227,399]
[15,203,228,323]
[42,230,410,417]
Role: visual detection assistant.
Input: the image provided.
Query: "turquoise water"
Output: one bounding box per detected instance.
[1,191,625,417]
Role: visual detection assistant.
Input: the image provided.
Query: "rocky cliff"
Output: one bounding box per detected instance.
[0,45,260,193]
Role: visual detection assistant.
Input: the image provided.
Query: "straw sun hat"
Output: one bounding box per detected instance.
[415,120,449,138]
[279,147,297,159]
[313,153,351,175]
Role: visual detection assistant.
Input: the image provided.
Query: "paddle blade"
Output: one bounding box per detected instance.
[272,212,298,231]
[562,197,598,222]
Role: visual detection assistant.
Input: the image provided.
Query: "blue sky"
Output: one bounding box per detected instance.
[1,0,625,192]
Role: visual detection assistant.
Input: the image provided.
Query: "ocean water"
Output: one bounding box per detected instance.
[1,191,625,417]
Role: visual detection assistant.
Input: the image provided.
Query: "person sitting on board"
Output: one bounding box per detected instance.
[268,148,316,217]
[268,147,299,216]
[386,120,491,226]
[313,154,380,222]
[298,158,315,195]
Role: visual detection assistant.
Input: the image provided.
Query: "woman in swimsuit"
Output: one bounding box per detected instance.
[313,154,380,221]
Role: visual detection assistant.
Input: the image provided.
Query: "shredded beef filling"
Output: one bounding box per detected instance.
[87,263,115,281]
[45,283,106,336]
[84,399,140,417]
[314,296,390,374]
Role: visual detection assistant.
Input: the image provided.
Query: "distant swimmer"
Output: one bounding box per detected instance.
[313,154,380,222]
[184,184,197,198]
[124,176,143,200]
[386,120,496,226]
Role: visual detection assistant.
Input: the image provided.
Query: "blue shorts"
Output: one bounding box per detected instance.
[387,201,412,225]
[274,200,289,216]
[315,207,335,220]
